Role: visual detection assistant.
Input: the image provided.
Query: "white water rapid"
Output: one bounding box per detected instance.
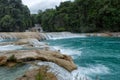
[43,32,86,40]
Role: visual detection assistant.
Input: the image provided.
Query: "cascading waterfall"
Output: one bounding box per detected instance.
[0,33,17,40]
[0,32,86,40]
[37,62,91,80]
[44,32,86,40]
[0,32,119,40]
[37,62,73,80]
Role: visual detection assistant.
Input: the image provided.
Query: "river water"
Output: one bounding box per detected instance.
[45,37,120,80]
[0,36,120,80]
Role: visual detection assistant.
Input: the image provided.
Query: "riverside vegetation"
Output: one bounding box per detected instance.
[0,0,120,32]
[32,0,120,32]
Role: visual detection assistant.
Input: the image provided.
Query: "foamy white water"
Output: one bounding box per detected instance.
[52,46,110,80]
[38,62,73,80]
[44,37,115,80]
[46,46,92,80]
[0,45,23,51]
[37,62,104,80]
[72,64,110,80]
[52,46,82,59]
[72,64,110,76]
[44,32,86,40]
[52,46,111,80]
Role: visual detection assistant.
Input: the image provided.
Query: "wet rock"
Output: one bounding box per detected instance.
[0,56,7,65]
[0,50,77,71]
[0,32,46,40]
[16,66,57,80]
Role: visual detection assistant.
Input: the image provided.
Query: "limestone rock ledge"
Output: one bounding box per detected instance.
[0,32,46,40]
[0,49,77,72]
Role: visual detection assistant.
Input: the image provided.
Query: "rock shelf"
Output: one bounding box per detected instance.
[0,36,77,80]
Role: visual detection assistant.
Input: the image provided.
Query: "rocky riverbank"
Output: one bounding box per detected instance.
[0,37,77,80]
[0,32,120,40]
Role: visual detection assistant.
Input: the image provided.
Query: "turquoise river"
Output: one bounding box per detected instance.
[45,37,120,80]
[0,36,120,80]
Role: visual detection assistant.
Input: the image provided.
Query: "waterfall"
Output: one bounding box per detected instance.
[0,32,86,41]
[0,32,119,41]
[37,62,73,80]
[44,32,86,40]
[0,33,17,40]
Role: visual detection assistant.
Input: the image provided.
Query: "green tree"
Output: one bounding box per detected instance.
[0,0,32,32]
[36,0,120,33]
[0,15,15,31]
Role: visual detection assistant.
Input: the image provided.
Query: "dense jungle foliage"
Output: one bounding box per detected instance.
[0,0,33,32]
[0,0,120,32]
[35,0,120,33]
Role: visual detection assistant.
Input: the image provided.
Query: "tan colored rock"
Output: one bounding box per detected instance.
[0,56,7,65]
[15,39,30,45]
[16,66,57,80]
[0,32,77,75]
[6,62,17,67]
[100,33,112,37]
[0,32,46,40]
[14,38,48,48]
[0,50,77,71]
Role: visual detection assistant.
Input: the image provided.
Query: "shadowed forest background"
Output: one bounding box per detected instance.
[0,0,120,32]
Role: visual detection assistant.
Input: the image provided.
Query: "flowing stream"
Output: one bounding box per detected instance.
[0,33,120,80]
[44,36,120,80]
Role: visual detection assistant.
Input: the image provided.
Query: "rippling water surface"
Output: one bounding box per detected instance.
[0,37,120,80]
[45,37,120,80]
